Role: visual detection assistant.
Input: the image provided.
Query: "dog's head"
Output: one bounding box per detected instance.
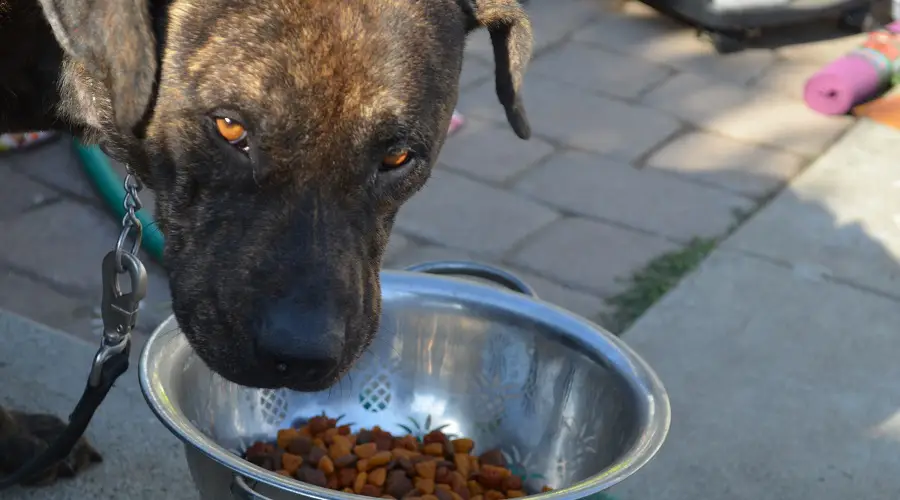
[38,0,532,391]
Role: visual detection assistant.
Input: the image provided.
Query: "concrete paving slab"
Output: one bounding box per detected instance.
[724,120,900,299]
[514,150,754,241]
[572,1,776,85]
[393,169,560,255]
[5,137,98,201]
[641,72,854,157]
[644,131,807,198]
[614,250,900,500]
[0,310,197,500]
[0,168,59,221]
[510,217,681,295]
[459,76,683,163]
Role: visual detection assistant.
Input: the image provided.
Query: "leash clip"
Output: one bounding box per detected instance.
[90,250,148,387]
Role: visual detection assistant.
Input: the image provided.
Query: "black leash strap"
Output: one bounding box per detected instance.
[0,165,148,490]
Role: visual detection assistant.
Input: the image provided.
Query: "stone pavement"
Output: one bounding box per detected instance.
[613,119,900,500]
[0,0,864,343]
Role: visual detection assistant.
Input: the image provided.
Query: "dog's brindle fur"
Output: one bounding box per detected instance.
[0,0,532,485]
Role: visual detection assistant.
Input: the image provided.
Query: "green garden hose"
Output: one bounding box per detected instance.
[73,138,165,263]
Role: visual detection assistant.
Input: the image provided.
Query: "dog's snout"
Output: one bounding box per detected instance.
[257,297,345,380]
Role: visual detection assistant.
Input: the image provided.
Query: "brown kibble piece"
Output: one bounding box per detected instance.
[502,476,522,492]
[312,438,326,449]
[479,450,505,468]
[415,460,437,479]
[344,488,355,494]
[386,470,415,498]
[369,467,388,486]
[335,454,359,469]
[416,477,436,494]
[468,456,480,475]
[397,457,416,475]
[358,458,371,472]
[355,472,369,494]
[435,466,451,485]
[355,442,379,459]
[453,454,470,478]
[370,451,393,467]
[308,446,327,465]
[422,495,439,500]
[324,427,339,442]
[375,434,395,452]
[541,486,552,492]
[436,489,455,500]
[423,443,444,457]
[339,468,358,488]
[318,455,335,474]
[308,415,330,435]
[327,474,339,490]
[338,425,352,435]
[451,438,474,454]
[297,426,313,438]
[276,469,291,477]
[286,436,313,456]
[296,466,328,487]
[484,490,505,500]
[277,428,301,450]
[506,491,525,498]
[362,484,385,497]
[471,496,484,500]
[281,453,303,475]
[436,484,452,491]
[450,492,465,500]
[392,448,419,460]
[468,480,484,496]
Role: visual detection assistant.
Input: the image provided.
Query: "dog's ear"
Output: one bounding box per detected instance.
[36,0,157,135]
[460,0,532,139]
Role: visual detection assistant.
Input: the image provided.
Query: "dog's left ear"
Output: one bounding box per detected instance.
[460,0,533,139]
[36,0,157,135]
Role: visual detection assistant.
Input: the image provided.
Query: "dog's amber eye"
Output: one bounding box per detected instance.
[215,117,247,143]
[381,149,410,169]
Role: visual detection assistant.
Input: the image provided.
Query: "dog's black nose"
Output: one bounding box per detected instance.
[257,299,344,380]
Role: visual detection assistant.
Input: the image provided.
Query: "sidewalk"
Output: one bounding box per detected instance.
[614,119,900,499]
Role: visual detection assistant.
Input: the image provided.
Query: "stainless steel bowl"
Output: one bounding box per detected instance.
[139,261,670,500]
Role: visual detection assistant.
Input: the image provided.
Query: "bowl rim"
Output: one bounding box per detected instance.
[139,268,671,500]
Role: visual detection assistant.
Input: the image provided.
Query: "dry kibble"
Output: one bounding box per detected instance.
[502,476,522,492]
[423,443,444,457]
[339,468,358,488]
[541,486,552,493]
[416,477,436,494]
[318,455,335,474]
[355,442,379,459]
[335,453,358,469]
[355,472,369,494]
[277,428,301,450]
[281,453,303,475]
[451,439,474,454]
[244,413,555,499]
[370,451,393,467]
[484,490,505,500]
[415,460,437,479]
[369,467,387,486]
[362,484,384,497]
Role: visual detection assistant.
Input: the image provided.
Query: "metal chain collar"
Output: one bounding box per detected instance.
[88,166,149,387]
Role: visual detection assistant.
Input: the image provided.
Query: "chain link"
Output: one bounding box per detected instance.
[115,169,145,272]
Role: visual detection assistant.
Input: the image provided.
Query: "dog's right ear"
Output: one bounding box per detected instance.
[459,0,533,139]
[36,0,157,135]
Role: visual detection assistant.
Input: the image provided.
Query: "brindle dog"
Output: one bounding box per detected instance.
[0,0,532,487]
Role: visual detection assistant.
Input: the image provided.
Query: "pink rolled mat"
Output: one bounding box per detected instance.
[804,55,885,115]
